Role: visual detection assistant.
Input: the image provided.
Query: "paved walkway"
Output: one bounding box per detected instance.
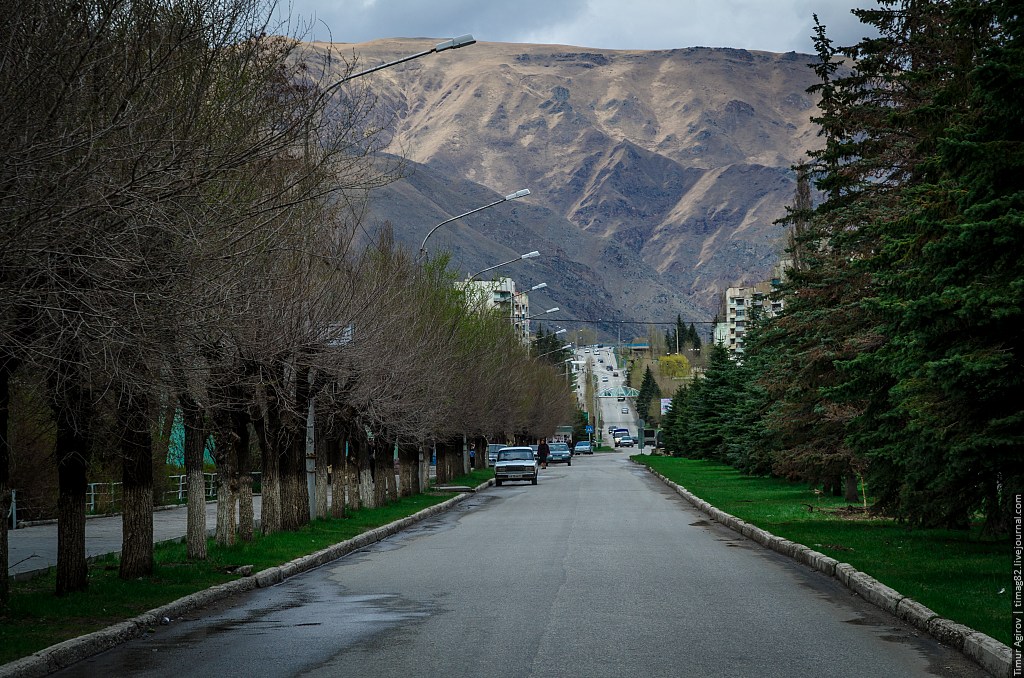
[7,498,263,579]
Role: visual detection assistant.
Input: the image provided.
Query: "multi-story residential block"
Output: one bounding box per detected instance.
[457,277,531,344]
[715,259,790,357]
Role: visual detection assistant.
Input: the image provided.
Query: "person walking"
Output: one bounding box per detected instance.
[537,438,550,469]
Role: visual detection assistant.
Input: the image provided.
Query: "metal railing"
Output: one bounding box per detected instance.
[7,473,262,529]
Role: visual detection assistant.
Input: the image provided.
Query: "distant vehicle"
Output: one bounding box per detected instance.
[613,371,619,376]
[598,358,604,363]
[494,447,539,486]
[621,406,629,414]
[487,443,505,465]
[602,376,609,382]
[574,441,593,455]
[612,428,630,445]
[618,435,635,448]
[617,396,625,402]
[608,425,617,434]
[585,349,591,353]
[548,442,572,465]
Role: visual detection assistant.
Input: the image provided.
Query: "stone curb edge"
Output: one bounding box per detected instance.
[0,480,493,678]
[639,463,1012,678]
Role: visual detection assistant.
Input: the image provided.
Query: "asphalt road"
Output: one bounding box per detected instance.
[54,451,983,678]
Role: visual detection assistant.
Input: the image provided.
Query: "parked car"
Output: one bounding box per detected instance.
[574,441,593,455]
[494,447,539,486]
[487,443,505,465]
[548,442,572,465]
[618,435,635,448]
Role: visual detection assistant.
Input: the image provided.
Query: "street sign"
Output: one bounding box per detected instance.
[585,425,593,433]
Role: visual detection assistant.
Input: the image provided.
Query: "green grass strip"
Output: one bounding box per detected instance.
[0,470,493,665]
[636,456,1008,645]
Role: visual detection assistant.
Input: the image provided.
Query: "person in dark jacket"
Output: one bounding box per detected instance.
[537,438,550,469]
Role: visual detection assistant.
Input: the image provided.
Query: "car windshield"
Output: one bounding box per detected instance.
[550,443,569,451]
[498,449,534,461]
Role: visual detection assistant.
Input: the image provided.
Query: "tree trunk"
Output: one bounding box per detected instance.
[843,472,859,504]
[119,388,154,579]
[373,443,390,507]
[252,411,280,535]
[54,397,90,595]
[344,436,361,512]
[278,429,299,531]
[236,416,254,542]
[330,436,345,518]
[214,438,238,547]
[180,395,207,560]
[314,427,329,520]
[0,357,17,605]
[435,441,449,485]
[358,440,375,509]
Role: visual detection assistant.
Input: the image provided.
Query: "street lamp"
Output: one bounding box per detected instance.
[512,281,546,299]
[536,343,573,359]
[467,250,540,282]
[419,189,531,259]
[326,35,476,94]
[525,306,559,320]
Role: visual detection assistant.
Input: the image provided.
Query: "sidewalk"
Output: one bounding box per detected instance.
[7,497,263,580]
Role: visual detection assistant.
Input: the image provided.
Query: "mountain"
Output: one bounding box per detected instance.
[308,38,823,339]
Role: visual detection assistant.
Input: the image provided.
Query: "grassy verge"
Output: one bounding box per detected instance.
[635,456,1008,645]
[0,470,492,665]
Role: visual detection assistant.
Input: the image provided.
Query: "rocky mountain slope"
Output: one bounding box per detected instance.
[308,38,823,338]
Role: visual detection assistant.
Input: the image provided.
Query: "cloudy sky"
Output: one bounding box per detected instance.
[278,0,878,54]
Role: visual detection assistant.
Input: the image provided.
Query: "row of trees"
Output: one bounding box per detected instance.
[0,0,574,605]
[664,0,1022,533]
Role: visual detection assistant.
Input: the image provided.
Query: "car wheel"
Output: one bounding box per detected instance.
[531,477,538,485]
[495,480,502,486]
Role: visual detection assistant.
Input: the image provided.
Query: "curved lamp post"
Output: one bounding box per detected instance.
[467,250,540,282]
[537,343,573,359]
[525,306,559,320]
[419,189,530,259]
[326,34,476,94]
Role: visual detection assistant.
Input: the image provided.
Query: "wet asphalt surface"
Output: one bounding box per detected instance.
[52,454,987,678]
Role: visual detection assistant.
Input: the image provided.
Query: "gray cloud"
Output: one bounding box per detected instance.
[281,0,877,54]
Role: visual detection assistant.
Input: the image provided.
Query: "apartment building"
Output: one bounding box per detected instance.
[715,259,789,357]
[457,277,531,344]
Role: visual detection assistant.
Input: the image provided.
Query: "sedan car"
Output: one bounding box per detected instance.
[547,442,572,465]
[621,406,629,414]
[618,435,635,447]
[494,447,539,486]
[573,441,593,455]
[487,443,506,465]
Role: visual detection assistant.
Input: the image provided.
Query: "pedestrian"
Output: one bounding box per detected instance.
[469,444,476,469]
[537,437,550,469]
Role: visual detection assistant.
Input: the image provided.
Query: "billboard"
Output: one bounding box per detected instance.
[660,398,673,415]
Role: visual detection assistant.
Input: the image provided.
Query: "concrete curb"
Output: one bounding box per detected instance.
[640,464,1011,678]
[0,480,493,678]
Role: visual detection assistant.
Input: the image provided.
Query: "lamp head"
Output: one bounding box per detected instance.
[435,34,476,52]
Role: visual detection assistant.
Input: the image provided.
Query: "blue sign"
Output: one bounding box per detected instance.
[585,425,593,433]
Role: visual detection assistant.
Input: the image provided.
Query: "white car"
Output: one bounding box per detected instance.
[493,447,539,486]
